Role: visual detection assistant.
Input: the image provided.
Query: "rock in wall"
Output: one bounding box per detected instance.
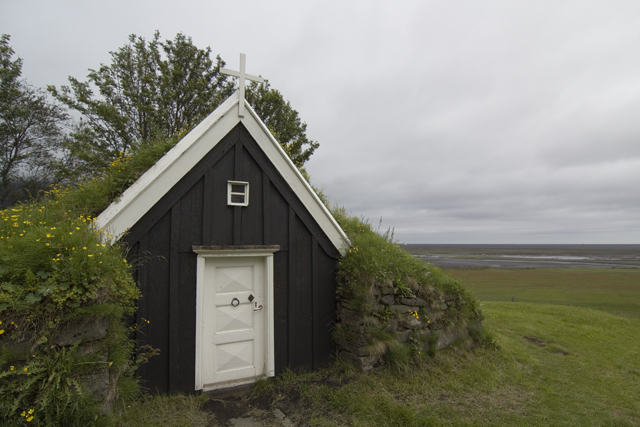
[335,278,482,372]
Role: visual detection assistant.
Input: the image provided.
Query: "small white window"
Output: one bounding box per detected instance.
[227,181,249,206]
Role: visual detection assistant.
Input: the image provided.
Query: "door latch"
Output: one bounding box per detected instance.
[248,294,261,310]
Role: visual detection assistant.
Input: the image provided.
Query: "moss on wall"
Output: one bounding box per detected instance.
[330,207,485,371]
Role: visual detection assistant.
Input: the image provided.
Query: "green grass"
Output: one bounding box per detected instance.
[114,394,213,427]
[115,269,640,426]
[481,302,640,425]
[443,268,640,318]
[252,301,640,426]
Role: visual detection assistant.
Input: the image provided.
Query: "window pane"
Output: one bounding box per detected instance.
[231,194,245,204]
[231,184,246,193]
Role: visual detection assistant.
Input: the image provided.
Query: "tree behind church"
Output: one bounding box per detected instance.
[246,80,318,168]
[49,32,318,179]
[0,34,67,207]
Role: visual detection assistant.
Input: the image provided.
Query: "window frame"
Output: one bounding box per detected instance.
[227,181,250,206]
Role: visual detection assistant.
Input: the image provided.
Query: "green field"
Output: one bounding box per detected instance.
[117,267,640,426]
[444,268,640,318]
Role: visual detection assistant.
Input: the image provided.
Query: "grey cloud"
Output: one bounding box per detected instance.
[3,1,640,243]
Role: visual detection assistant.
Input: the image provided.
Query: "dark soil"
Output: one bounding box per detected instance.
[201,373,351,426]
[202,385,289,426]
[203,391,273,425]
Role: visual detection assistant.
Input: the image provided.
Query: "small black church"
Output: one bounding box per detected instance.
[96,63,348,393]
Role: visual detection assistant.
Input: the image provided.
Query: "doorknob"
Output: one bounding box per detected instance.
[231,298,240,307]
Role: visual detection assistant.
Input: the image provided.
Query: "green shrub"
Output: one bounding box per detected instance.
[0,133,180,425]
[0,202,138,313]
[55,134,181,220]
[0,341,112,426]
[0,199,138,424]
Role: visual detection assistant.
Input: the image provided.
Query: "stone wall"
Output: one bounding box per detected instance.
[0,316,112,406]
[336,279,482,372]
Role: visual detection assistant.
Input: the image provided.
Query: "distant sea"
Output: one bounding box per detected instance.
[403,244,640,269]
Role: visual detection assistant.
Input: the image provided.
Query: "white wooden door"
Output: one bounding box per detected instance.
[198,256,266,388]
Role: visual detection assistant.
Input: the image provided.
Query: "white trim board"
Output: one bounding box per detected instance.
[96,91,349,256]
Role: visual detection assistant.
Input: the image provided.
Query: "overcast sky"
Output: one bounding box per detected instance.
[2,1,639,244]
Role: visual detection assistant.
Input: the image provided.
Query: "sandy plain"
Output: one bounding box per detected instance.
[404,244,640,269]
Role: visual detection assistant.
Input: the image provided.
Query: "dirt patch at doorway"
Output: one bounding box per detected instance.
[202,374,350,426]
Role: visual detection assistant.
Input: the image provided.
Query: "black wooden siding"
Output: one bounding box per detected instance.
[123,123,340,393]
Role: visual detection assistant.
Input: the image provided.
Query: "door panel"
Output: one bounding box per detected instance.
[214,305,253,334]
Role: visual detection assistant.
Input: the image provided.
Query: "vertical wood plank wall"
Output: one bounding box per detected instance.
[124,123,340,393]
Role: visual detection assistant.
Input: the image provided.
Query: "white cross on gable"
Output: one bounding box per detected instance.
[220,53,264,118]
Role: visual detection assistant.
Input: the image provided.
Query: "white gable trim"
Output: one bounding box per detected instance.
[96,91,349,255]
[240,101,349,255]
